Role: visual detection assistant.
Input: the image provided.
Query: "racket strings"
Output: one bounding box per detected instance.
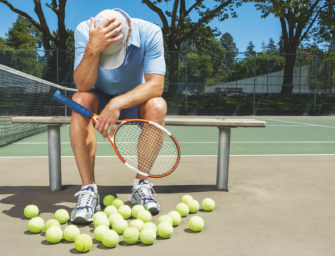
[114,121,179,176]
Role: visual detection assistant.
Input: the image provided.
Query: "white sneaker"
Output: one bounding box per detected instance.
[130,180,160,215]
[70,184,101,224]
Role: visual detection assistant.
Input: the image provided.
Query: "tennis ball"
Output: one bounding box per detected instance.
[93,225,109,242]
[108,213,123,227]
[188,216,204,232]
[140,227,156,245]
[63,225,80,242]
[187,199,200,213]
[45,226,63,244]
[93,214,109,228]
[102,229,119,248]
[142,222,157,233]
[123,227,139,245]
[137,210,152,223]
[74,234,92,252]
[93,211,107,221]
[168,210,182,227]
[157,222,173,239]
[27,216,45,233]
[129,219,144,231]
[157,214,173,226]
[103,195,116,207]
[112,218,128,235]
[176,202,189,217]
[181,194,193,204]
[54,209,70,224]
[24,204,39,219]
[117,205,132,220]
[45,219,61,231]
[111,198,124,209]
[104,205,118,217]
[131,204,145,218]
[201,198,215,211]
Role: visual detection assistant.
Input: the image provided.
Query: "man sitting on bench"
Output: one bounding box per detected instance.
[70,8,166,223]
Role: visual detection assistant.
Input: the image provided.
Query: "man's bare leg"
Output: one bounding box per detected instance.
[70,92,101,224]
[130,97,167,215]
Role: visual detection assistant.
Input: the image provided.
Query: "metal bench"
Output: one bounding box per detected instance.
[11,116,266,191]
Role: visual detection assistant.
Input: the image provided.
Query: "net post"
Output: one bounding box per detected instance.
[216,127,231,191]
[48,124,62,191]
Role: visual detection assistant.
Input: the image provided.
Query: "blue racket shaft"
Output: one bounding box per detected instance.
[53,90,93,118]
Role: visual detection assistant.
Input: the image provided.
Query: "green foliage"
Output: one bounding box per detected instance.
[0,15,42,77]
[179,52,214,82]
[6,15,36,49]
[245,41,256,57]
[314,0,335,49]
[228,54,285,81]
[165,94,335,115]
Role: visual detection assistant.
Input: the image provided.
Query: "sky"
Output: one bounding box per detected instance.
[0,0,281,53]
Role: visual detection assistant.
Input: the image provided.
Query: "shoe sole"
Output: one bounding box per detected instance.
[71,216,93,225]
[148,207,159,216]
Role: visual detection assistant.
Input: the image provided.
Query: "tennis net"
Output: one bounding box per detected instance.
[0,64,76,146]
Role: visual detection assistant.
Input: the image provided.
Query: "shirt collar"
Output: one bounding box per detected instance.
[128,19,140,48]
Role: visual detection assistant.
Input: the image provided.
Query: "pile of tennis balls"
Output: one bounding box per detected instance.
[23,194,215,252]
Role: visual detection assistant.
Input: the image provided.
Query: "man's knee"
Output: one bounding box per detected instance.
[140,97,167,124]
[72,92,98,111]
[140,97,167,118]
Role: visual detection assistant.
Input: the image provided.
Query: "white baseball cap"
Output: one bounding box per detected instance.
[94,9,130,69]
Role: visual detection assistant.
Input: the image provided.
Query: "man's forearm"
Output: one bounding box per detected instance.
[111,74,165,110]
[73,46,100,91]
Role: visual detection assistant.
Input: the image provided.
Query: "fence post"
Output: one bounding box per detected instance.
[56,48,59,84]
[185,52,188,114]
[253,54,257,115]
[313,55,319,113]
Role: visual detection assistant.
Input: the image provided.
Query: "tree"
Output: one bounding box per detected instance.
[255,0,328,94]
[0,15,42,76]
[261,41,267,52]
[141,0,240,95]
[220,32,238,71]
[315,0,335,50]
[0,0,70,83]
[228,54,285,81]
[245,41,256,57]
[266,38,278,53]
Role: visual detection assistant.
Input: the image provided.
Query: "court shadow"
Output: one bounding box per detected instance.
[0,184,218,219]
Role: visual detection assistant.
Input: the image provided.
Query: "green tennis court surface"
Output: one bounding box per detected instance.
[1,116,334,157]
[1,116,335,256]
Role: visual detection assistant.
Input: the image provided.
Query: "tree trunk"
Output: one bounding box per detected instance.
[281,50,297,94]
[167,51,180,96]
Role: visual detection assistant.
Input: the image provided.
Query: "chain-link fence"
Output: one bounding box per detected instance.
[1,49,334,115]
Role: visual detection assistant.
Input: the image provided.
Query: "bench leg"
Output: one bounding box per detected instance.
[48,125,62,191]
[216,127,231,191]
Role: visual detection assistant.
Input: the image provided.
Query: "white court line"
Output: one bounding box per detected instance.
[1,154,335,159]
[12,141,335,145]
[265,118,335,129]
[267,125,308,127]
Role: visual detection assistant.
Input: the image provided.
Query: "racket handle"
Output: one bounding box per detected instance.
[53,90,93,119]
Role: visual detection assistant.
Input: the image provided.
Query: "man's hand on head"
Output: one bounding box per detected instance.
[87,17,124,54]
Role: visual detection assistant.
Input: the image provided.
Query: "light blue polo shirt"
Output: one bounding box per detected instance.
[74,18,166,95]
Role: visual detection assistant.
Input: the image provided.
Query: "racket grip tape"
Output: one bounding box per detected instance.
[53,90,93,119]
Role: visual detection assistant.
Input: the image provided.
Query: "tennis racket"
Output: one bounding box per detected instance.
[53,90,180,178]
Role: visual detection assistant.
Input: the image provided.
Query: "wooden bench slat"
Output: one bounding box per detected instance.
[11,116,266,127]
